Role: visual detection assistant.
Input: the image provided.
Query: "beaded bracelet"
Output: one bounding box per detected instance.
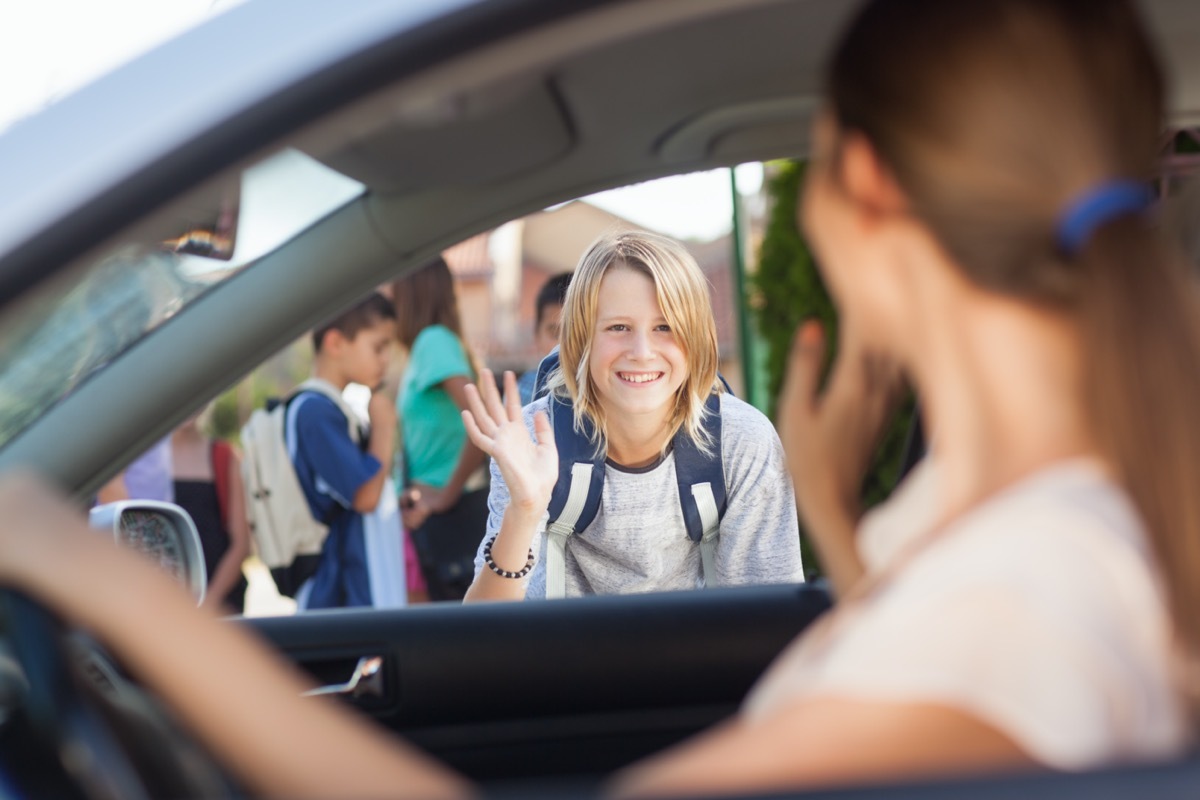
[482,536,536,579]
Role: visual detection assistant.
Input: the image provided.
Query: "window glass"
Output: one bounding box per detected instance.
[0,149,364,448]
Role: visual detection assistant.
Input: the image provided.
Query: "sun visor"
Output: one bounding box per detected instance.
[320,78,573,193]
[656,96,817,166]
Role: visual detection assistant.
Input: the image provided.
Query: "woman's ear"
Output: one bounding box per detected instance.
[838,132,908,221]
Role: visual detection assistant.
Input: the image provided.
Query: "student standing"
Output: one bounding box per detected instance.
[292,292,398,609]
[463,231,803,601]
[171,411,250,614]
[393,257,489,601]
[517,271,571,406]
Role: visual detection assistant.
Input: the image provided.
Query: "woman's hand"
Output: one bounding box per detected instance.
[462,369,557,515]
[0,472,91,594]
[778,320,904,595]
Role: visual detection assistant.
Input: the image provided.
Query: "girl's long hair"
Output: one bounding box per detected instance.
[392,256,478,376]
[829,0,1200,704]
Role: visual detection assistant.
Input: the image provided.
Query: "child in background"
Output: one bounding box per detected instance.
[393,257,490,601]
[171,410,250,614]
[95,436,174,504]
[292,292,399,609]
[517,271,571,406]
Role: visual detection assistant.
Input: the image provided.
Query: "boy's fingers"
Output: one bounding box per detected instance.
[780,320,824,414]
[476,368,496,407]
[479,368,507,423]
[532,410,555,449]
[463,384,497,436]
[476,368,496,405]
[461,410,493,452]
[503,370,522,419]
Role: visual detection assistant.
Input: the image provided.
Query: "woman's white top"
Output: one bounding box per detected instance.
[743,459,1190,770]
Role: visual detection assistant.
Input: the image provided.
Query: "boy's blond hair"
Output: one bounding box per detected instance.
[545,229,721,454]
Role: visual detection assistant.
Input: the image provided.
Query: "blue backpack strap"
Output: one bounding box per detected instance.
[673,392,726,585]
[532,346,560,402]
[543,393,605,598]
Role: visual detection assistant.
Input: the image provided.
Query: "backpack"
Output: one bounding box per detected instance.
[532,349,727,598]
[239,378,362,597]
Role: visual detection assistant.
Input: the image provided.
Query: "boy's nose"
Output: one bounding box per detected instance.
[628,331,653,360]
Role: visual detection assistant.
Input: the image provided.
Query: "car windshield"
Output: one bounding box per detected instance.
[0,149,364,450]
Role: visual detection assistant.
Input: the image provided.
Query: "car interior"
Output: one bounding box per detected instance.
[5,0,1200,797]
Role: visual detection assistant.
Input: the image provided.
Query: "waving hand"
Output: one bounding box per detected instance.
[462,369,558,515]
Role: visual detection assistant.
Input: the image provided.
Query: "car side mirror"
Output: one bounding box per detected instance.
[88,501,208,606]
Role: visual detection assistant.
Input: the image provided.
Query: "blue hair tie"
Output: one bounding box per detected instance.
[1057,180,1153,257]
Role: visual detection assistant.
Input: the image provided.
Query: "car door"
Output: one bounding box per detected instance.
[241,584,830,783]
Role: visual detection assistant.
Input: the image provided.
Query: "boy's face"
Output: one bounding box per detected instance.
[534,302,564,357]
[337,319,395,389]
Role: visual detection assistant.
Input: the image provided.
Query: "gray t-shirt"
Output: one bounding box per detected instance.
[475,393,804,598]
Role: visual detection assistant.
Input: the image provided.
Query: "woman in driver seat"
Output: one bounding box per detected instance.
[0,0,1197,797]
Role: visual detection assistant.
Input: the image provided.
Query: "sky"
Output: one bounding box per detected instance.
[0,0,761,242]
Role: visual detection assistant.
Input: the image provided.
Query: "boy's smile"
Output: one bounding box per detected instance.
[588,265,687,427]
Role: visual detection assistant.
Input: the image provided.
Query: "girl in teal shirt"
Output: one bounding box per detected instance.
[393,257,489,599]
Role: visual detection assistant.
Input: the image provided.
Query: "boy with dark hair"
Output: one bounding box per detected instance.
[310,291,396,353]
[292,291,399,608]
[517,272,572,405]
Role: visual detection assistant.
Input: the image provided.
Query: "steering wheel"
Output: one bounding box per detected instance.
[1,588,153,800]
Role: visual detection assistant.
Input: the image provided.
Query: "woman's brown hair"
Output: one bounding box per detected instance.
[828,0,1200,700]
